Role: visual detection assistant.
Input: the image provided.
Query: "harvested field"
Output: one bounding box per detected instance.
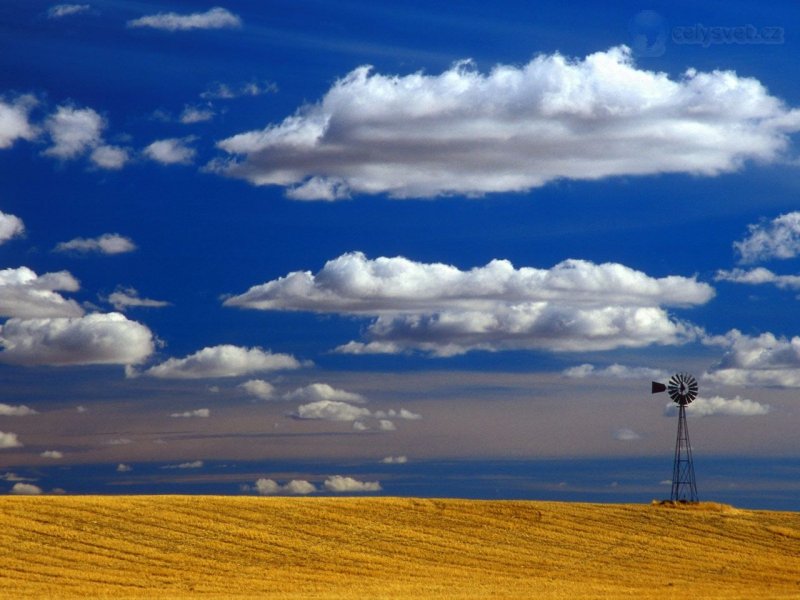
[1,496,799,598]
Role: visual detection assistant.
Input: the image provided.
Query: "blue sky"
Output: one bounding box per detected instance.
[1,1,800,506]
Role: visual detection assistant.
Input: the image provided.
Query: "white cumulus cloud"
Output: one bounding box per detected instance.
[0,95,37,149]
[56,233,136,255]
[90,145,129,169]
[128,7,241,31]
[226,252,712,356]
[143,137,196,165]
[170,408,210,418]
[715,267,800,290]
[0,266,83,318]
[665,395,770,417]
[612,428,641,441]
[107,437,131,445]
[0,211,25,245]
[0,312,154,366]
[226,252,712,313]
[0,432,22,449]
[381,455,407,464]
[162,460,204,469]
[40,105,125,169]
[284,382,366,404]
[201,80,278,100]
[1,472,35,482]
[734,213,800,264]
[106,287,169,311]
[251,478,316,495]
[180,106,215,124]
[47,4,91,19]
[704,330,800,387]
[41,450,63,459]
[239,379,276,401]
[213,46,800,200]
[293,400,371,422]
[292,399,420,429]
[373,408,421,420]
[116,463,132,472]
[142,344,303,379]
[10,483,42,495]
[44,105,104,160]
[0,403,37,416]
[323,475,381,493]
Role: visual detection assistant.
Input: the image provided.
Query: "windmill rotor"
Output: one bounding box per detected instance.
[667,372,698,406]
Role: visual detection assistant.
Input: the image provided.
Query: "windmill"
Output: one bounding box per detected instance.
[652,373,699,503]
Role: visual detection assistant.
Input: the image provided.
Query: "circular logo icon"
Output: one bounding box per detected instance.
[629,10,667,57]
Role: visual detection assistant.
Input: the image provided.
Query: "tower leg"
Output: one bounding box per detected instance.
[671,404,698,502]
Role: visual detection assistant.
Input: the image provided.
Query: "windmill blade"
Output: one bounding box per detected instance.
[651,381,666,394]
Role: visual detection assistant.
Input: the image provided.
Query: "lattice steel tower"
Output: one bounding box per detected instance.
[652,373,699,503]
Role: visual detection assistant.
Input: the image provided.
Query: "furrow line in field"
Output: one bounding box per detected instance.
[43,504,285,565]
[0,561,160,590]
[0,524,176,570]
[0,511,196,569]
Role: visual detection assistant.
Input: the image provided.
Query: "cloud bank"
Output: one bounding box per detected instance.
[705,330,800,387]
[665,395,769,417]
[563,363,668,379]
[227,252,712,355]
[213,46,800,199]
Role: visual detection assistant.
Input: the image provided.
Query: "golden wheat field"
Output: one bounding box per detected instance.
[1,497,799,598]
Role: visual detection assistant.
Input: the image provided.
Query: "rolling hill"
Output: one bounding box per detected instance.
[1,496,799,598]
